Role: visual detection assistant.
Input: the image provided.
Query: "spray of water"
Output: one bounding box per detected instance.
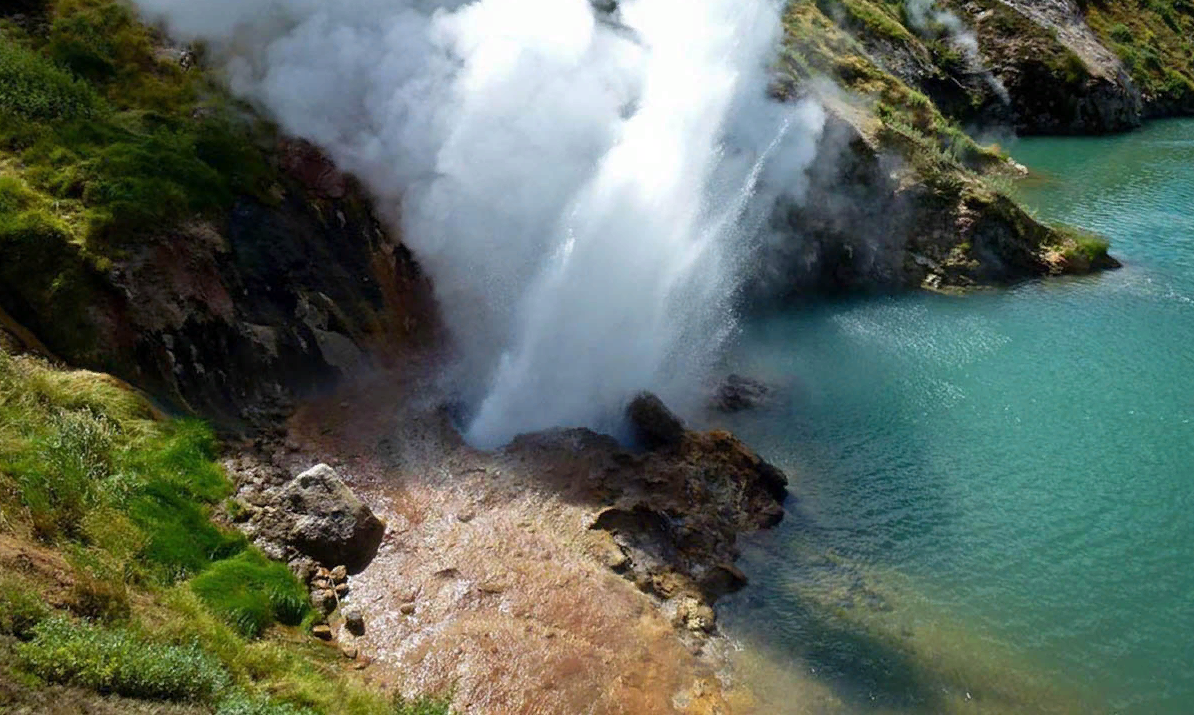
[131,0,825,447]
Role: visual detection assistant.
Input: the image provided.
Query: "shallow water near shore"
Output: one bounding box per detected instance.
[715,118,1194,713]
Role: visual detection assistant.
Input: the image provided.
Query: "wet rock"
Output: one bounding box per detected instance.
[245,464,385,573]
[343,608,365,636]
[312,625,333,640]
[710,374,771,413]
[626,392,684,450]
[673,596,716,633]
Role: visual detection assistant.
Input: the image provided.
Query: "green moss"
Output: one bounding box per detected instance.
[1058,227,1111,263]
[190,550,310,638]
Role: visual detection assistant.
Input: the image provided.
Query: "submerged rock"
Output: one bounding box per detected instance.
[710,374,772,413]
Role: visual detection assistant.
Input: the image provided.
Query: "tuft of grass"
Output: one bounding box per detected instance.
[190,550,311,638]
[392,694,454,715]
[0,576,51,640]
[1059,228,1111,263]
[17,616,230,701]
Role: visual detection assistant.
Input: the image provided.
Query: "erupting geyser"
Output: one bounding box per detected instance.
[132,0,825,447]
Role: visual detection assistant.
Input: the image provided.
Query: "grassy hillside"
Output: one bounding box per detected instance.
[774,0,1113,281]
[0,347,449,714]
[1083,0,1194,110]
[0,0,279,361]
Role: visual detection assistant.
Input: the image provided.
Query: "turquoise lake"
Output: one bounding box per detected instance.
[718,118,1194,713]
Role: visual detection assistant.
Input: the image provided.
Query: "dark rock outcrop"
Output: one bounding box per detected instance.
[506,393,790,634]
[626,392,685,449]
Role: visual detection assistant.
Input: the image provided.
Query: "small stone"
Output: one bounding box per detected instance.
[399,603,415,615]
[330,565,348,583]
[311,589,337,614]
[341,644,359,659]
[312,625,333,640]
[335,582,350,596]
[344,607,365,635]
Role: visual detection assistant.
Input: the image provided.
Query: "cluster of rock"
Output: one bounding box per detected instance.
[223,457,383,646]
[505,393,791,637]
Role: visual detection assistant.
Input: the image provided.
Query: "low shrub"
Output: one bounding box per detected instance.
[1109,22,1134,43]
[0,576,51,639]
[17,617,230,701]
[0,39,98,122]
[67,571,132,623]
[190,550,310,638]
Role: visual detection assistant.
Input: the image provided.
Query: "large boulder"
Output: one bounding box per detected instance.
[243,463,384,573]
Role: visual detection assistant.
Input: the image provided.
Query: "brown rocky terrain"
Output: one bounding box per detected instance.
[214,355,792,714]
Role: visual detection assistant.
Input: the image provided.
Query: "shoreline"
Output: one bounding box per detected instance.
[219,352,790,714]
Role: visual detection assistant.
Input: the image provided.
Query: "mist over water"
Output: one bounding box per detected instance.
[133,0,825,447]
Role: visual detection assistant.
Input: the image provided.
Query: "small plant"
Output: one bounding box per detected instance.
[392,693,454,715]
[67,572,132,623]
[17,616,230,701]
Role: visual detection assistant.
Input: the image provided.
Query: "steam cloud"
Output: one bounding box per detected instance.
[904,0,1009,103]
[131,0,825,447]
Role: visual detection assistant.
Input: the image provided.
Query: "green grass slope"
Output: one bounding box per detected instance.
[0,347,449,714]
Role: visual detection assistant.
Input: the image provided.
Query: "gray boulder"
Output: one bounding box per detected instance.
[247,464,384,573]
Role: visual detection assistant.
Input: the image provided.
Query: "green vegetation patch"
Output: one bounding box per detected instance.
[0,350,241,572]
[17,616,230,701]
[191,550,310,638]
[1085,0,1194,106]
[0,37,98,122]
[0,0,280,362]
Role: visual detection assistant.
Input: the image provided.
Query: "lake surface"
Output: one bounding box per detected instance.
[718,118,1194,714]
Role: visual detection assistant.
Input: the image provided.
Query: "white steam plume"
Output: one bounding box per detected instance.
[904,0,1009,103]
[132,0,825,447]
